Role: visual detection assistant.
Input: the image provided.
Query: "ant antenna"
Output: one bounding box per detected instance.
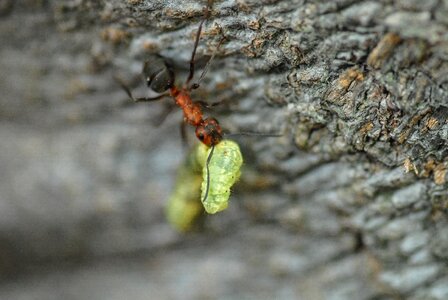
[185,1,212,87]
[202,144,215,204]
[224,132,283,138]
[114,75,169,103]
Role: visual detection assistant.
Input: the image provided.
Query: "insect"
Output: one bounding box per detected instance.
[115,1,223,148]
[197,140,243,214]
[165,143,204,232]
[166,139,243,231]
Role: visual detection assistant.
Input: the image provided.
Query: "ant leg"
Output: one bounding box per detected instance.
[185,0,212,86]
[195,100,213,109]
[151,102,175,126]
[202,145,215,204]
[189,36,226,91]
[180,121,189,148]
[195,100,222,110]
[114,75,169,103]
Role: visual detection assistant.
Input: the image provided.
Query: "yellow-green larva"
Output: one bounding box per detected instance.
[165,145,204,232]
[197,140,243,214]
[165,139,243,231]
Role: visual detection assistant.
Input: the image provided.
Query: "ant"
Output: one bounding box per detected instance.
[115,1,226,203]
[115,1,281,205]
[115,1,223,148]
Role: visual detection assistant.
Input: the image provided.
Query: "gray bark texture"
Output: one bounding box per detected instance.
[0,0,447,299]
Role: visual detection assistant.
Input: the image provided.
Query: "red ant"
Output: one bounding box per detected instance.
[115,1,280,204]
[115,1,226,204]
[115,1,223,148]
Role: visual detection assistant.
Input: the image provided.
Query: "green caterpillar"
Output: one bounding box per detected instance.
[197,140,243,214]
[165,144,204,232]
[165,140,243,231]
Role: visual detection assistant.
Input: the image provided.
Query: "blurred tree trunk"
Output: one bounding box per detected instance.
[0,0,447,299]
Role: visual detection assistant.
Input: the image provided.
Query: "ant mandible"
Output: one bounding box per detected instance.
[115,0,224,148]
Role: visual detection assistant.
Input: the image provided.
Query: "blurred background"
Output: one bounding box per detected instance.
[0,1,447,299]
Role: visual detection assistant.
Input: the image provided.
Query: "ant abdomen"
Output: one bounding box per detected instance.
[143,56,175,93]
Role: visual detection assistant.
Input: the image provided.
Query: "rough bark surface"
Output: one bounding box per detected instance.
[0,0,447,299]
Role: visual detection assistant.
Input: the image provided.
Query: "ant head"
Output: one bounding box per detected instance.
[195,117,223,146]
[143,56,175,93]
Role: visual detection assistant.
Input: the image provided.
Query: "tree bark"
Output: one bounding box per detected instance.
[0,0,447,299]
